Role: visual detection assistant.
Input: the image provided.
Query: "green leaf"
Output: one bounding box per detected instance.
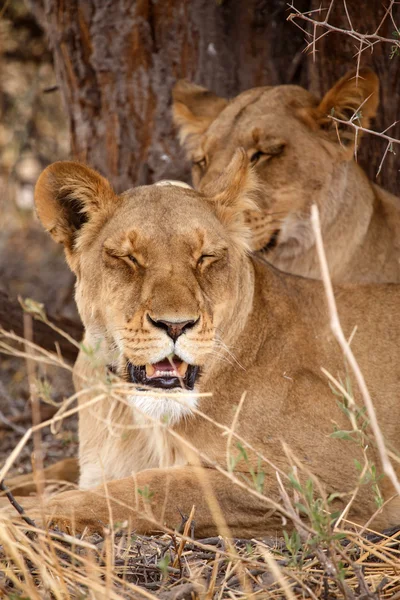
[236,442,248,462]
[294,502,309,516]
[137,485,154,501]
[330,430,353,440]
[288,472,302,492]
[157,554,170,576]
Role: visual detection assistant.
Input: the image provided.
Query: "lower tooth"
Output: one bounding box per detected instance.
[157,371,176,377]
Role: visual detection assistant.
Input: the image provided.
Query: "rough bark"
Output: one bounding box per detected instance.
[30,0,399,194]
[0,290,82,363]
[30,0,400,196]
[30,0,310,192]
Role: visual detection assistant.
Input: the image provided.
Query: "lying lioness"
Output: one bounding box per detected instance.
[173,69,400,283]
[2,152,400,536]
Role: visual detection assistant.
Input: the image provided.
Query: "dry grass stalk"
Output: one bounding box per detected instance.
[1,285,400,596]
[311,204,400,499]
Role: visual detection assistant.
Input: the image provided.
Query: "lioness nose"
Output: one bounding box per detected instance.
[148,316,198,341]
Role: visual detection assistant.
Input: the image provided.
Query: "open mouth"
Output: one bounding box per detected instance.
[127,355,199,390]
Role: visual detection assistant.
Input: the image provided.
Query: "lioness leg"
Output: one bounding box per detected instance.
[24,466,281,537]
[2,458,79,496]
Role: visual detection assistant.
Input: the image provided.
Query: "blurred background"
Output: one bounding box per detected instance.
[0,0,399,471]
[0,1,71,471]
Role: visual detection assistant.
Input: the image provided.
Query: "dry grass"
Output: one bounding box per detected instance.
[0,511,399,598]
[1,277,400,599]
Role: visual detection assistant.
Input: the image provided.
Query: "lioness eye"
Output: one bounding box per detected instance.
[128,255,138,266]
[250,150,264,164]
[197,254,216,267]
[250,145,285,164]
[193,157,206,170]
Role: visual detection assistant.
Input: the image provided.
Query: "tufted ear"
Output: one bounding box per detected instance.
[299,68,379,145]
[172,80,228,155]
[34,161,117,253]
[202,149,260,252]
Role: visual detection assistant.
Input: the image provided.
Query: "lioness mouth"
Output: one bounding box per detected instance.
[127,355,199,390]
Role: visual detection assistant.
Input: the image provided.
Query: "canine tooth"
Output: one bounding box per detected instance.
[178,361,188,376]
[146,364,156,377]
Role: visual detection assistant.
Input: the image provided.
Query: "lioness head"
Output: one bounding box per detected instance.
[173,69,379,255]
[34,151,258,423]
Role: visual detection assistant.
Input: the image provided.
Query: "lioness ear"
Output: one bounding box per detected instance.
[203,149,260,252]
[34,161,117,251]
[172,80,228,154]
[300,68,379,144]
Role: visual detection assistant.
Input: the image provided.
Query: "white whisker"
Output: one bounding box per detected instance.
[214,336,246,371]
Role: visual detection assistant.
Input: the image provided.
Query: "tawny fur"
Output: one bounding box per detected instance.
[2,153,400,537]
[173,69,400,283]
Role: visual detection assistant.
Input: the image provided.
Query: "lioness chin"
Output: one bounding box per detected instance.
[173,68,400,283]
[2,151,399,537]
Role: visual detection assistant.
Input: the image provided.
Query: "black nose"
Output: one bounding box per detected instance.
[147,316,198,341]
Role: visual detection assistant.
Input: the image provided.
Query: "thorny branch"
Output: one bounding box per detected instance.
[288,1,400,174]
[287,1,400,54]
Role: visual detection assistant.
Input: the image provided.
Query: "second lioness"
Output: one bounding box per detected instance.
[173,69,400,283]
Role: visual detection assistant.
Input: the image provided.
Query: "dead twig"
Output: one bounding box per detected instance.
[0,480,37,529]
[287,1,400,51]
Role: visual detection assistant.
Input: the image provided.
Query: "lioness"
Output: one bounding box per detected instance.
[2,152,400,536]
[173,69,400,283]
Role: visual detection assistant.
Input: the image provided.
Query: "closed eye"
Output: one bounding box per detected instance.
[197,253,222,268]
[198,254,216,265]
[127,255,139,266]
[192,156,207,170]
[250,144,285,164]
[250,150,264,164]
[104,248,142,269]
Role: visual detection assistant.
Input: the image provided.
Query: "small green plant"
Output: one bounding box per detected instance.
[329,370,385,509]
[283,529,302,566]
[80,338,102,360]
[354,459,384,508]
[137,485,154,502]
[228,442,265,492]
[36,376,53,404]
[288,473,346,547]
[157,553,170,577]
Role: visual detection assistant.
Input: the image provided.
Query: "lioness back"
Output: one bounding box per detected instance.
[173,69,400,283]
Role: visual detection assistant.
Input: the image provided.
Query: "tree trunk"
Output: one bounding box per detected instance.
[31,0,310,192]
[31,0,400,196]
